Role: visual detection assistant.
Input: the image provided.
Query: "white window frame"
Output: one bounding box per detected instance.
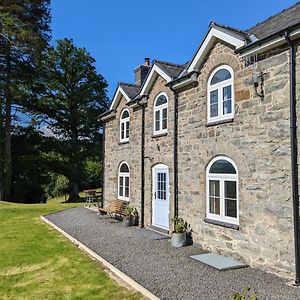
[206,156,239,225]
[118,161,130,201]
[153,92,168,135]
[207,65,234,124]
[120,109,130,143]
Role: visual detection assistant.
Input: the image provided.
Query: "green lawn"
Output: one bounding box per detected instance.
[0,199,141,300]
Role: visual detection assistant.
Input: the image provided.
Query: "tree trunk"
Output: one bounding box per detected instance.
[67,182,80,202]
[3,48,12,201]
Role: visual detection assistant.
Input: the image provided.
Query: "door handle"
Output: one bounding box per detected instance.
[154,192,157,199]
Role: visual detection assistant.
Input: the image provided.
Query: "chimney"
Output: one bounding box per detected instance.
[134,57,151,86]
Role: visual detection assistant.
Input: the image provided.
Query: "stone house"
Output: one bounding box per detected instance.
[101,3,300,282]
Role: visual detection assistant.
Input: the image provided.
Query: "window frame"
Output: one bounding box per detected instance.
[207,65,234,124]
[153,92,168,135]
[118,161,130,201]
[120,109,130,143]
[206,156,239,225]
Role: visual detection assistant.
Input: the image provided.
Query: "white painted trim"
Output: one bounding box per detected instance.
[240,27,300,58]
[206,156,239,225]
[119,108,130,143]
[207,65,235,124]
[140,64,172,96]
[152,164,170,230]
[101,110,116,122]
[109,86,132,111]
[41,216,159,300]
[118,161,130,201]
[153,92,168,135]
[188,27,245,73]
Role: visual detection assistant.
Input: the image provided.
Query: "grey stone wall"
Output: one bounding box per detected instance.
[103,96,142,213]
[143,76,175,227]
[177,41,295,278]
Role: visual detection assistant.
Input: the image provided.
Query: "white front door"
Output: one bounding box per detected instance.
[152,164,169,230]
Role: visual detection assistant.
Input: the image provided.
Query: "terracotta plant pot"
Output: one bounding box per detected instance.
[171,232,187,248]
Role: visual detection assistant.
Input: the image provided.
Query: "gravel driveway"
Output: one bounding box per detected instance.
[45,207,300,300]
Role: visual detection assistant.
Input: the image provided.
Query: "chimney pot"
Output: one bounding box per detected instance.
[144,57,150,66]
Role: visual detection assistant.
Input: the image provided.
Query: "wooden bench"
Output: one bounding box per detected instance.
[98,200,127,218]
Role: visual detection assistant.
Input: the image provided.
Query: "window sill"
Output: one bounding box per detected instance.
[117,197,130,202]
[119,141,129,145]
[206,118,234,127]
[204,218,239,230]
[152,132,168,138]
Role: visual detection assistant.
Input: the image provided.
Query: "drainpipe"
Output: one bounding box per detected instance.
[100,122,106,208]
[170,86,179,218]
[284,31,300,286]
[137,99,146,228]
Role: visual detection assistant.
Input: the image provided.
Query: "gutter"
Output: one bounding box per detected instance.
[284,31,300,286]
[237,24,300,57]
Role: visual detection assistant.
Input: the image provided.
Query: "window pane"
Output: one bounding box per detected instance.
[119,176,123,196]
[225,181,236,199]
[125,176,129,197]
[155,110,160,131]
[209,180,220,215]
[121,110,129,119]
[162,108,167,130]
[120,163,129,173]
[211,69,231,85]
[209,180,220,197]
[210,90,218,118]
[209,197,220,215]
[209,160,236,174]
[225,199,237,218]
[223,86,232,115]
[210,90,218,104]
[121,122,125,139]
[155,95,167,106]
[126,121,130,138]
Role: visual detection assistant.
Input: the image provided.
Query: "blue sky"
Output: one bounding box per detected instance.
[51,0,296,99]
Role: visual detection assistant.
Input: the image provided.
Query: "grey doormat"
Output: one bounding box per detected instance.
[140,229,170,240]
[190,253,248,271]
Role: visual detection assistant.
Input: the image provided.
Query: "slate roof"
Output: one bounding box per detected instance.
[119,83,140,99]
[211,22,250,39]
[246,2,300,40]
[154,60,186,79]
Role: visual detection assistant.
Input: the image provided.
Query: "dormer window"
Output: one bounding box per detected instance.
[154,92,168,135]
[207,65,234,124]
[120,109,130,143]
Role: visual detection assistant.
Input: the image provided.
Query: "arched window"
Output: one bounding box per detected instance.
[120,109,130,142]
[207,65,234,123]
[206,156,238,225]
[154,92,168,135]
[118,162,130,201]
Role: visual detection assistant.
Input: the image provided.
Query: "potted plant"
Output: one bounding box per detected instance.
[123,205,135,227]
[171,216,187,248]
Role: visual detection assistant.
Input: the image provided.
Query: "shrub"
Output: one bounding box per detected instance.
[44,173,69,199]
[171,216,186,233]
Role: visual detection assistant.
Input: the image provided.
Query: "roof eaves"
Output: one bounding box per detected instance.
[237,22,300,54]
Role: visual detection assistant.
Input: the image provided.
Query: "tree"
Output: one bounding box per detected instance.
[0,0,51,201]
[28,39,109,201]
